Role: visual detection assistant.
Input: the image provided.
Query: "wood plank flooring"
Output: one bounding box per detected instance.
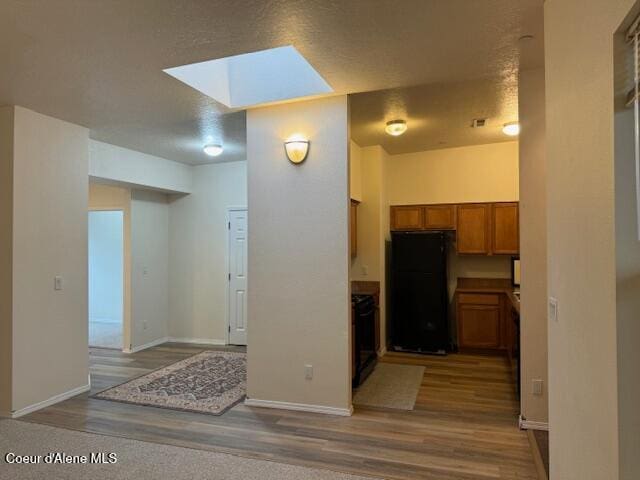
[22,344,538,480]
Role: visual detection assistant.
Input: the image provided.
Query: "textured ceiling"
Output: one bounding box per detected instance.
[350,76,519,154]
[0,0,543,164]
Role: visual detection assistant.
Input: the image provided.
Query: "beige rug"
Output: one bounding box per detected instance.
[93,351,246,415]
[0,419,382,480]
[353,363,425,410]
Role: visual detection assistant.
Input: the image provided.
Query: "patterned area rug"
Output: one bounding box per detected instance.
[93,351,246,415]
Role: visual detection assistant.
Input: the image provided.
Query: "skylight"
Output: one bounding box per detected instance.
[164,46,333,109]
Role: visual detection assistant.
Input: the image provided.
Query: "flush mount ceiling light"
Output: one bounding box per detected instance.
[203,144,224,157]
[284,136,310,164]
[502,122,520,136]
[385,119,408,136]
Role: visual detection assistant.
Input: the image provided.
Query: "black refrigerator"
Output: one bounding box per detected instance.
[390,231,449,354]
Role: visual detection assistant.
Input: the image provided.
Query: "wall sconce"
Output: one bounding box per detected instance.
[285,137,310,164]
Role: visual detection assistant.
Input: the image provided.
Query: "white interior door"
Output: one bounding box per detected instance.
[228,208,248,345]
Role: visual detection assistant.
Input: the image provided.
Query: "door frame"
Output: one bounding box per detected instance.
[226,206,248,345]
[88,208,130,352]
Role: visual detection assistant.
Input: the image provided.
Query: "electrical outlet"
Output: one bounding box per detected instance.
[532,379,543,396]
[361,265,368,276]
[304,364,313,380]
[549,297,559,322]
[54,276,63,291]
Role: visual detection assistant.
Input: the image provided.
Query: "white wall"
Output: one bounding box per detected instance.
[0,106,14,414]
[131,190,169,348]
[246,96,351,413]
[10,106,89,412]
[545,0,635,477]
[518,67,548,426]
[168,161,247,343]
[88,211,124,323]
[89,140,193,194]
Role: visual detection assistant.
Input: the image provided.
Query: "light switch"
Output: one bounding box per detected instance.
[549,297,559,322]
[304,364,313,380]
[54,276,63,291]
[532,379,543,396]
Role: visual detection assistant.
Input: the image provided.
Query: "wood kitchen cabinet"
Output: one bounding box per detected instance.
[390,201,519,256]
[457,293,501,349]
[390,205,424,231]
[491,203,519,255]
[456,204,490,254]
[424,204,456,230]
[350,199,359,257]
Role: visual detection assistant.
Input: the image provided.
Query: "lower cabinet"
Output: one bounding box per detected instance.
[457,293,502,349]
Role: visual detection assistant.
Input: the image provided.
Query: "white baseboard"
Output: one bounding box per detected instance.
[167,337,227,346]
[519,415,549,431]
[123,337,169,354]
[245,398,353,417]
[8,383,91,419]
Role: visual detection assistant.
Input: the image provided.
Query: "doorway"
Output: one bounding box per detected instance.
[88,210,124,349]
[227,207,248,345]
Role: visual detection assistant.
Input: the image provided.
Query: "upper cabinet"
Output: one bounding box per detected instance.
[456,204,491,254]
[491,203,519,255]
[390,205,424,231]
[424,205,456,230]
[390,202,519,256]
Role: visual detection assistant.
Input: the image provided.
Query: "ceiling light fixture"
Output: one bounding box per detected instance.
[502,122,520,136]
[385,119,408,136]
[203,144,224,157]
[284,135,310,164]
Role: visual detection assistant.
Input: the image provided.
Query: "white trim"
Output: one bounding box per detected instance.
[123,337,169,353]
[167,337,227,346]
[226,206,248,346]
[245,398,353,417]
[8,383,91,419]
[519,415,549,431]
[377,346,387,357]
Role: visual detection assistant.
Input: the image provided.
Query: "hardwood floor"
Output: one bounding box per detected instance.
[22,344,537,480]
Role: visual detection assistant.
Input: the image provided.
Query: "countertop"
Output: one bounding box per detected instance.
[455,278,520,315]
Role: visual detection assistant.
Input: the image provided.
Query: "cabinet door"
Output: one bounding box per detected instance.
[492,203,519,254]
[391,206,424,231]
[458,304,501,349]
[424,205,456,230]
[456,204,490,254]
[350,200,358,257]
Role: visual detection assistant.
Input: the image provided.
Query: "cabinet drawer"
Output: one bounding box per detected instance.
[458,293,500,305]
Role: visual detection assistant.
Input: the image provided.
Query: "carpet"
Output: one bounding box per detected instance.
[89,320,122,349]
[353,363,425,410]
[93,351,246,415]
[0,419,381,480]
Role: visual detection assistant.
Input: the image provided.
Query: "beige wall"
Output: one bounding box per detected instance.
[349,140,363,202]
[11,106,89,411]
[545,0,635,478]
[518,67,548,425]
[168,161,247,342]
[246,96,351,412]
[386,142,519,205]
[131,190,170,348]
[88,183,132,350]
[0,106,13,414]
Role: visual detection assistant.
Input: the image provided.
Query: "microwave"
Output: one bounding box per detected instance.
[511,257,521,287]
